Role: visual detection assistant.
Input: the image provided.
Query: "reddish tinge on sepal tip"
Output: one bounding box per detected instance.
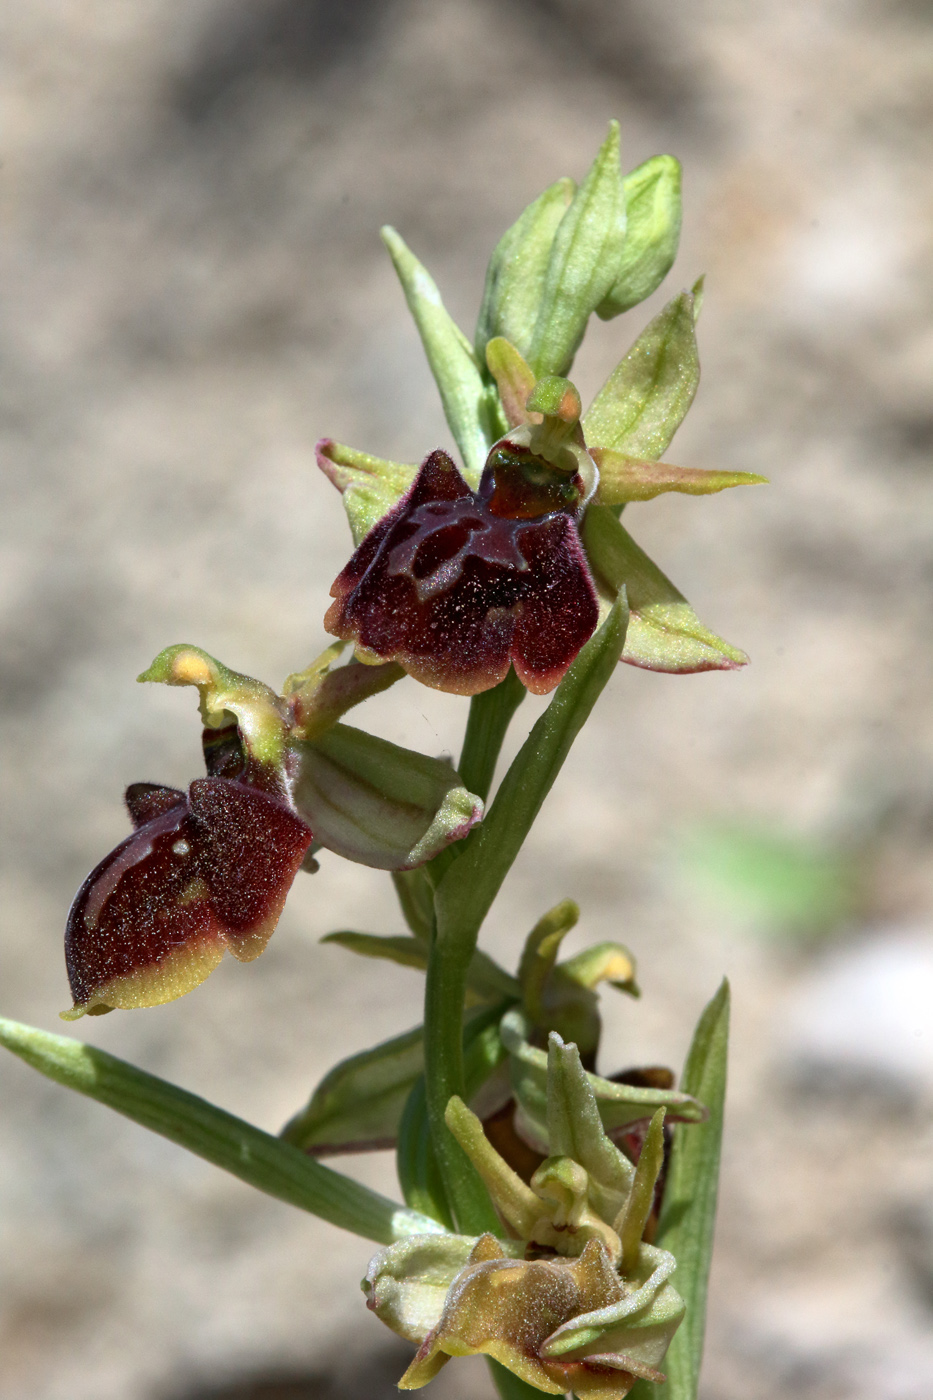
[63,778,313,1017]
[324,449,599,696]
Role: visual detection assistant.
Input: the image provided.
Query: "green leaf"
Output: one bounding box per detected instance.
[596,155,683,319]
[0,1016,439,1245]
[381,226,490,484]
[582,504,747,673]
[583,291,699,460]
[475,178,575,366]
[315,438,418,546]
[527,122,627,378]
[290,722,483,870]
[321,931,519,1004]
[280,1024,424,1154]
[631,980,730,1400]
[591,447,767,506]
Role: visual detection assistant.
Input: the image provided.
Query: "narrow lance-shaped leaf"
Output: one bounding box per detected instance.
[628,980,730,1400]
[528,122,627,378]
[596,155,683,319]
[280,1024,425,1156]
[475,177,576,366]
[320,931,519,1004]
[381,226,489,484]
[584,290,699,460]
[583,504,748,674]
[0,1016,440,1245]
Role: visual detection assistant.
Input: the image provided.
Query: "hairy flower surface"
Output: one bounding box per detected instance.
[63,644,484,1016]
[325,443,599,696]
[65,778,312,1016]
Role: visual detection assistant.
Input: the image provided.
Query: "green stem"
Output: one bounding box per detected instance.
[457,667,527,804]
[0,1017,439,1246]
[424,601,628,1231]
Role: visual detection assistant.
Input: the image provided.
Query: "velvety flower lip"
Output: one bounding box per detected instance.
[63,777,313,1017]
[325,447,599,696]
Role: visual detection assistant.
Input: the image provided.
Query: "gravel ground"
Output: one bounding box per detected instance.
[2,2,932,1398]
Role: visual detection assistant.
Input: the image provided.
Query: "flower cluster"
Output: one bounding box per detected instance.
[366,1034,685,1399]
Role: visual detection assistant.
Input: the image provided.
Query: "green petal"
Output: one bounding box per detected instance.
[475,178,575,366]
[381,226,490,484]
[316,438,418,545]
[592,448,767,506]
[583,291,699,460]
[596,155,682,320]
[528,122,628,378]
[485,337,539,429]
[289,723,483,870]
[518,899,580,1028]
[138,644,287,769]
[557,942,639,997]
[280,1024,424,1154]
[583,505,748,674]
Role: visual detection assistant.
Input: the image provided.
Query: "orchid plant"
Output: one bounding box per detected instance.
[1,124,756,1400]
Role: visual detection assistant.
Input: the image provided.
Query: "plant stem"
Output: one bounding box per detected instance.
[458,666,527,803]
[424,601,628,1231]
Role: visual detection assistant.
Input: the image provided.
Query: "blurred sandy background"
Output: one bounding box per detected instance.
[2,1,932,1397]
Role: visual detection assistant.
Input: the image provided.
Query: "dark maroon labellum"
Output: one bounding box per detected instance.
[64,778,313,1015]
[325,449,599,695]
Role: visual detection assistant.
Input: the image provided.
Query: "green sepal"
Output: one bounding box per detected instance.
[545,1033,635,1214]
[527,122,627,378]
[280,1024,424,1155]
[316,438,418,546]
[629,980,730,1400]
[321,931,519,1004]
[475,177,575,366]
[0,1016,440,1245]
[583,291,699,460]
[381,226,490,484]
[364,1232,509,1346]
[583,504,748,674]
[596,155,682,319]
[139,644,287,770]
[501,1008,705,1155]
[289,722,483,870]
[592,447,767,506]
